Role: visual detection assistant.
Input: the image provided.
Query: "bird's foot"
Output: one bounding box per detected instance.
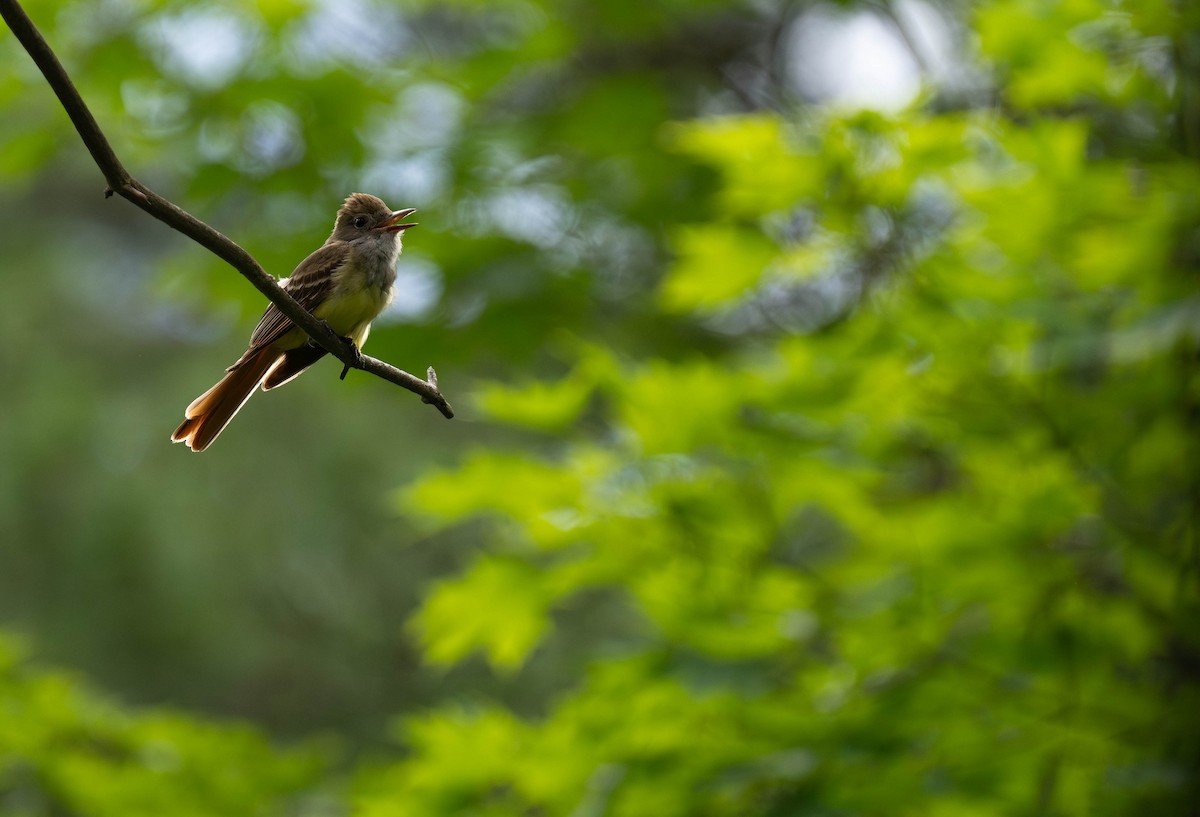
[339,336,365,381]
[305,321,363,379]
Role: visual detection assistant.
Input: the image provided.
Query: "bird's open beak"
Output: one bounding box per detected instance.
[378,208,418,232]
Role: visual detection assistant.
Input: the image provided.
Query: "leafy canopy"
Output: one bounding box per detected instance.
[1,0,1197,815]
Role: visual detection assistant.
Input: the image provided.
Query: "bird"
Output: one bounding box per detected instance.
[171,192,417,452]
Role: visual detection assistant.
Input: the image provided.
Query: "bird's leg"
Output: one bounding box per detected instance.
[306,320,365,380]
[338,336,366,380]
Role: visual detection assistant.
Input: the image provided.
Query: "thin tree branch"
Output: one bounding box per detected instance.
[0,0,454,419]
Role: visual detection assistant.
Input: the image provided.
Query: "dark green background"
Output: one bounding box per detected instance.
[1,0,1197,814]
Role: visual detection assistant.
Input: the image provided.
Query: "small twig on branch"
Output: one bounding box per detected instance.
[0,0,454,419]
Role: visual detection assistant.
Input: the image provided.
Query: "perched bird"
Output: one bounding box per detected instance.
[172,193,417,452]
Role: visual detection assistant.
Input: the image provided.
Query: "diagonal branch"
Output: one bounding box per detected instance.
[0,0,454,419]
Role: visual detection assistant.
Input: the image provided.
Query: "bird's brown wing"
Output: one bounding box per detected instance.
[228,243,348,370]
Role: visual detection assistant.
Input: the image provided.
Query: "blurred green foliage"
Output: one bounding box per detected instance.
[2,0,1198,814]
[0,637,326,815]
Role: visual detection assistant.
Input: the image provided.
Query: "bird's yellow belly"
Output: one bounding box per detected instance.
[312,283,388,346]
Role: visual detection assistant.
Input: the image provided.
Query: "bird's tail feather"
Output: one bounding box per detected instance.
[171,348,279,452]
[262,345,327,391]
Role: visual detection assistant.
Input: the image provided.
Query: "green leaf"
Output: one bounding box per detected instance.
[411,557,552,671]
[668,114,823,216]
[660,225,778,310]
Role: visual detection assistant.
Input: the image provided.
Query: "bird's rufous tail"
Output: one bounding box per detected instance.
[171,348,280,452]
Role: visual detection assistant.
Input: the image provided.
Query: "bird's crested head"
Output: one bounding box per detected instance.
[329,193,417,243]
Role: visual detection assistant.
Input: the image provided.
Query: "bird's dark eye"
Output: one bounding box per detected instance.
[353,215,369,229]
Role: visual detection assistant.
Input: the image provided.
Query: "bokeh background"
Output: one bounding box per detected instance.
[1,0,1198,814]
